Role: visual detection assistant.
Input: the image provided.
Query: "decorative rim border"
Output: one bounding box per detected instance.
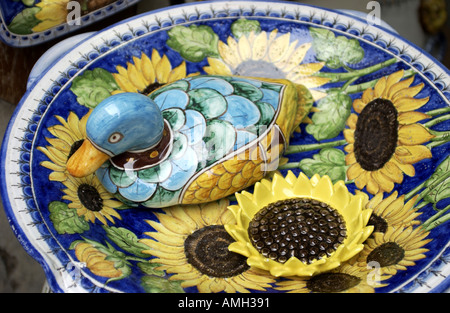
[1,0,449,293]
[0,0,141,47]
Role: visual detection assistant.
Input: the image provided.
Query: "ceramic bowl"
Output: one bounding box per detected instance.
[1,0,449,293]
[0,0,141,47]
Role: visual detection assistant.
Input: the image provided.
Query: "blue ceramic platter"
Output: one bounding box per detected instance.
[0,0,141,47]
[1,0,449,293]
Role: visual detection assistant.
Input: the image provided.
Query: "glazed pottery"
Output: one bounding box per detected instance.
[66,75,312,208]
[1,1,449,293]
[0,0,141,47]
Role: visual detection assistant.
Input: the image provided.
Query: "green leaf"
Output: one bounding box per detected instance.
[103,226,150,258]
[141,276,185,293]
[310,27,365,69]
[8,7,40,35]
[298,148,347,183]
[70,68,120,109]
[306,91,352,141]
[423,156,450,206]
[137,262,165,277]
[231,19,261,38]
[49,201,90,234]
[167,25,219,62]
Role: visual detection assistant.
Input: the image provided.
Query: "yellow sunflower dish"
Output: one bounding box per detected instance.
[225,171,374,277]
[344,70,434,195]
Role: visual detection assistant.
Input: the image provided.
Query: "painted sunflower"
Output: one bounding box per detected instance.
[203,30,329,101]
[32,0,69,32]
[344,70,434,195]
[353,225,431,277]
[362,191,422,232]
[275,262,388,293]
[61,174,123,225]
[139,199,276,293]
[38,111,91,182]
[112,50,196,94]
[72,241,125,280]
[225,171,374,277]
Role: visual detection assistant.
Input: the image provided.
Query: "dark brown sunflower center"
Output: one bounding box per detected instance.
[77,183,103,212]
[368,214,388,234]
[354,98,398,171]
[68,139,84,161]
[142,82,164,95]
[248,198,347,264]
[184,225,249,278]
[306,273,361,293]
[366,242,405,267]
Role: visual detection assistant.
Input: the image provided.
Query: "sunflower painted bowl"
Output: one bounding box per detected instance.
[1,1,449,293]
[0,0,141,47]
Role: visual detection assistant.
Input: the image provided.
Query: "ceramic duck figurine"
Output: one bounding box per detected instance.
[67,75,312,208]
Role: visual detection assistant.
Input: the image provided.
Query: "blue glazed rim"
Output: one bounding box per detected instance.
[1,0,449,293]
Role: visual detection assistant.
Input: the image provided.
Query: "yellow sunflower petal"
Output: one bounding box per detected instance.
[386,75,414,100]
[398,124,435,145]
[398,111,431,124]
[141,52,156,84]
[204,58,233,75]
[394,145,432,164]
[282,43,312,73]
[392,83,424,101]
[382,70,404,98]
[238,34,252,61]
[394,97,430,112]
[267,33,291,63]
[372,170,394,193]
[220,37,241,68]
[155,54,172,83]
[251,31,269,60]
[126,62,147,91]
[168,61,187,83]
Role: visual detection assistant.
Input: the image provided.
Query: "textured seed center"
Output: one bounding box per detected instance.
[185,225,249,278]
[354,98,398,171]
[248,198,347,264]
[77,183,103,212]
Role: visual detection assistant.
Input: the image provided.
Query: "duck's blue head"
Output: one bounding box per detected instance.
[86,92,164,156]
[67,93,164,178]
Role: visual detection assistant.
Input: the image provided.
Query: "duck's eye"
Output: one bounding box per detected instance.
[108,132,124,144]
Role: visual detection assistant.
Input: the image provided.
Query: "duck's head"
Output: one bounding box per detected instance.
[67,93,164,178]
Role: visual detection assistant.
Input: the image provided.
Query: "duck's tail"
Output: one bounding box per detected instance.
[292,83,314,134]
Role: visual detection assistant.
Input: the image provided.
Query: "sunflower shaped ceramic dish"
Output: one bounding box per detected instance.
[1,1,449,293]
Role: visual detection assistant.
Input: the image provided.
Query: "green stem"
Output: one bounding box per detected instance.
[342,68,417,95]
[426,130,450,149]
[422,205,450,231]
[314,57,397,83]
[285,139,346,155]
[414,170,450,206]
[425,106,450,117]
[424,114,450,128]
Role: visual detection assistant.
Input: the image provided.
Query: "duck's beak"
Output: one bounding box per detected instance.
[67,139,110,178]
